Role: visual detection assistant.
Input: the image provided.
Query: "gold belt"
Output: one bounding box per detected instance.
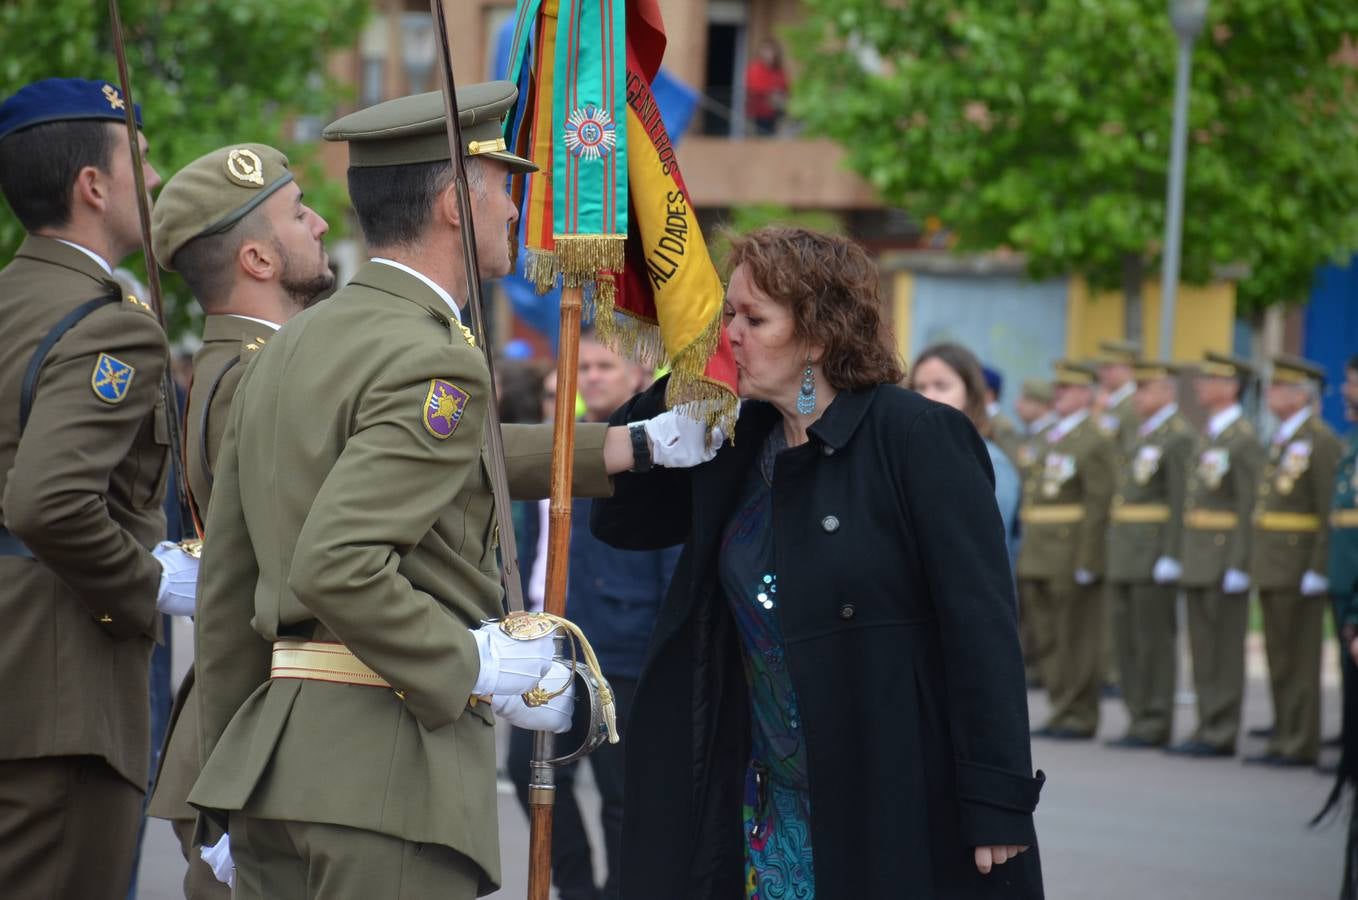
[1020,504,1084,525]
[1332,509,1358,529]
[1254,511,1321,533]
[1110,503,1170,524]
[1185,509,1239,530]
[271,640,392,688]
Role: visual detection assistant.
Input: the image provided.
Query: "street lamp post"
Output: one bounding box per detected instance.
[1158,0,1209,360]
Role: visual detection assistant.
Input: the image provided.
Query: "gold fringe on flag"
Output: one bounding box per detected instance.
[554,234,626,287]
[523,248,560,294]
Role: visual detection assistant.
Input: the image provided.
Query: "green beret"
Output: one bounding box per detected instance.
[322,80,535,172]
[151,143,293,271]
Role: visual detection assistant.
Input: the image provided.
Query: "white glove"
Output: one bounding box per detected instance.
[1301,570,1330,597]
[492,660,576,733]
[1074,568,1096,586]
[200,833,235,888]
[470,622,555,698]
[1152,557,1182,585]
[640,409,726,468]
[1222,568,1251,594]
[153,541,199,617]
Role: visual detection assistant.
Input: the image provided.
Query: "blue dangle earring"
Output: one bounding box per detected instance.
[796,357,817,415]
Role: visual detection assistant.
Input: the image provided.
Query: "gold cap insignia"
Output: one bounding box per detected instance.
[102,84,125,110]
[226,148,265,187]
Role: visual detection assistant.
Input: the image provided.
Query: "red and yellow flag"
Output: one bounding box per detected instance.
[506,0,738,431]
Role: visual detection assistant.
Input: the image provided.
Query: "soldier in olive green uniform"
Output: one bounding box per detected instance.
[1020,361,1116,739]
[1015,378,1056,684]
[1096,340,1142,454]
[0,78,194,898]
[190,83,720,899]
[1105,362,1194,748]
[145,143,332,899]
[1170,353,1262,757]
[1245,355,1343,767]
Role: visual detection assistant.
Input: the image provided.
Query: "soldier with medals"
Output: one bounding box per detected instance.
[1095,339,1141,453]
[1014,378,1056,685]
[1169,352,1262,758]
[1020,360,1116,739]
[0,78,199,898]
[145,143,333,897]
[1104,361,1194,749]
[1245,354,1343,767]
[188,83,721,899]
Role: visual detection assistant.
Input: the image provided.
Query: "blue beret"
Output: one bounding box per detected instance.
[982,365,1003,395]
[0,78,143,143]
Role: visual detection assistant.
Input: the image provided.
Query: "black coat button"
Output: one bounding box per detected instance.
[821,515,840,533]
[839,603,855,619]
[822,445,836,456]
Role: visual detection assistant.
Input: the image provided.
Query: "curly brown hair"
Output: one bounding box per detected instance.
[724,226,905,391]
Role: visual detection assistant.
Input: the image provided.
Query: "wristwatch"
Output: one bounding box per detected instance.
[628,421,653,473]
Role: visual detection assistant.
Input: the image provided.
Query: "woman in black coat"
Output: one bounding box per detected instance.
[591,226,1044,899]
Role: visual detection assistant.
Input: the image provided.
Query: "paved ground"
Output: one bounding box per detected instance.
[135,633,1346,899]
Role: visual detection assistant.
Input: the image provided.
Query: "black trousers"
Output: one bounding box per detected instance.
[509,675,638,900]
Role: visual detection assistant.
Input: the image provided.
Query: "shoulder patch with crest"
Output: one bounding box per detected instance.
[91,352,135,403]
[423,378,471,439]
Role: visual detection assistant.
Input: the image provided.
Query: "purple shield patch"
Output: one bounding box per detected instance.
[423,379,470,439]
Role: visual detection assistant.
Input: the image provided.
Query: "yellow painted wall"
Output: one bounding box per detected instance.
[1066,276,1235,361]
[892,271,913,364]
[1065,277,1125,360]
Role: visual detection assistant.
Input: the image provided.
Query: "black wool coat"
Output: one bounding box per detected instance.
[592,380,1045,899]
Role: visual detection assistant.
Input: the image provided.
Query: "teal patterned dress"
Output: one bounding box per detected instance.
[718,435,815,899]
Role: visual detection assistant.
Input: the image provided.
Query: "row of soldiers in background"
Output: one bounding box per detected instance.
[998,341,1356,769]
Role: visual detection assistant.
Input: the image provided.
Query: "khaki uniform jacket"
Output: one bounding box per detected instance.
[1181,413,1262,587]
[190,262,611,891]
[0,236,169,789]
[1098,391,1139,461]
[148,315,268,821]
[990,411,1022,465]
[1251,413,1342,590]
[1107,411,1194,583]
[1016,413,1115,581]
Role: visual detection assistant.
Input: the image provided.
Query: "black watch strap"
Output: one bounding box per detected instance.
[629,421,653,472]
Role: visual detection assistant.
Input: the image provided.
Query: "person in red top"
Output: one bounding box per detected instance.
[745,39,789,136]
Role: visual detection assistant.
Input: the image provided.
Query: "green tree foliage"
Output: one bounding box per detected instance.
[0,0,369,336]
[790,1,1358,312]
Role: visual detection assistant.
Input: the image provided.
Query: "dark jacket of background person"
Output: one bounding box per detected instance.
[568,496,680,678]
[591,377,1045,900]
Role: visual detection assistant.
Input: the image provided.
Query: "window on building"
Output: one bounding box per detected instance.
[701,1,747,137]
[359,17,388,107]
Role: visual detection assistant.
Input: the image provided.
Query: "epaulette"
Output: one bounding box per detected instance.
[123,292,154,314]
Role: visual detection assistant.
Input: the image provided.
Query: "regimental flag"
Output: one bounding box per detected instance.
[505,0,738,431]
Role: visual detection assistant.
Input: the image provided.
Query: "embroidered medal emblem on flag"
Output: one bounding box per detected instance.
[423,379,470,439]
[564,105,616,161]
[90,352,135,404]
